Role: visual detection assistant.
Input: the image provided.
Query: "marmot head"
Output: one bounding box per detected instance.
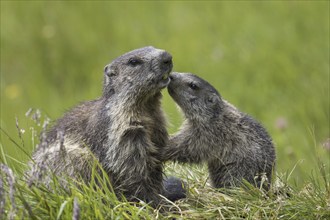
[168,72,223,122]
[103,46,172,99]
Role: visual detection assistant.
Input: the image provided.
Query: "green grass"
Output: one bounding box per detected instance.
[1,148,330,219]
[1,1,329,219]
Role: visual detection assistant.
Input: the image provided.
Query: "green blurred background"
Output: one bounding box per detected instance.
[1,1,329,187]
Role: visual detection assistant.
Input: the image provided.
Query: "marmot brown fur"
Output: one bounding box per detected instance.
[163,72,276,189]
[31,46,179,206]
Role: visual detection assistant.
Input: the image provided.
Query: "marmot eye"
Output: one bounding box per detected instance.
[189,82,198,90]
[128,58,143,67]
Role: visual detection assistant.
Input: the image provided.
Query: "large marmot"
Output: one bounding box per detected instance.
[31,46,179,206]
[163,72,276,189]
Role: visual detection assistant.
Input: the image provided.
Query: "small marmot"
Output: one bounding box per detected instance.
[163,72,276,189]
[31,46,182,206]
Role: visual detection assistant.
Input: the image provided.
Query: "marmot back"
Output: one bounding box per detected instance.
[30,46,179,206]
[164,72,276,189]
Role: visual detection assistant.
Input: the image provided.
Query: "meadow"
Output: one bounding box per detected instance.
[1,1,329,219]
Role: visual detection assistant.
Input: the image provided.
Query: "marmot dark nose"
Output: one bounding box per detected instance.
[169,72,179,81]
[160,52,173,70]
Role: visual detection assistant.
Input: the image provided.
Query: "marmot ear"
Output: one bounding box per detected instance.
[104,64,118,88]
[104,64,117,78]
[207,94,220,104]
[207,94,221,118]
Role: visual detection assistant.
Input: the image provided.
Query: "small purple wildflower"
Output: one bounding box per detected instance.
[0,164,16,220]
[275,117,288,131]
[322,138,330,151]
[32,109,42,126]
[72,197,80,220]
[25,108,33,118]
[0,175,4,218]
[15,117,23,139]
